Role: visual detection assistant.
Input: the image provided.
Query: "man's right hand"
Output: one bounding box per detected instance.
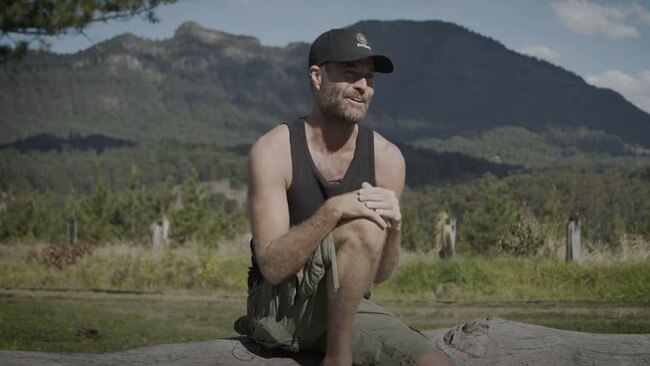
[327,190,388,230]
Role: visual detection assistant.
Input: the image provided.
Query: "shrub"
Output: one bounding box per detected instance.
[40,244,93,270]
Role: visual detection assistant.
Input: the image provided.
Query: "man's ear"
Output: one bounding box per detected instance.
[309,65,323,91]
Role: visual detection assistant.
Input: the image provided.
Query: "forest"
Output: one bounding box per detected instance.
[2,138,649,259]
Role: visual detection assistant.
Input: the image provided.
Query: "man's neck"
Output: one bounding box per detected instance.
[305,110,358,154]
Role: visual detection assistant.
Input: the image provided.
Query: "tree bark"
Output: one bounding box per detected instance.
[1,317,648,366]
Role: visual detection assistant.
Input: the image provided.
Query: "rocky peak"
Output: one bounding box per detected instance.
[87,32,158,56]
[173,21,260,48]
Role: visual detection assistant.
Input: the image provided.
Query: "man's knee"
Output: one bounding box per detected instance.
[416,350,456,366]
[332,218,386,258]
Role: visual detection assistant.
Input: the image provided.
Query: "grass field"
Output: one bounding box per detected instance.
[0,241,649,353]
[1,289,648,354]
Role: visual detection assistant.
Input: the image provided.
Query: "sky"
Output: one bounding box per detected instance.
[37,0,650,113]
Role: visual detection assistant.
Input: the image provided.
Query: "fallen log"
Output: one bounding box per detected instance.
[1,317,648,366]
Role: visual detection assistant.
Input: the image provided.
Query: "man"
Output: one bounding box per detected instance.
[235,28,455,366]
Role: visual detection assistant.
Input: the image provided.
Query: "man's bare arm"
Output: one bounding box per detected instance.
[249,126,388,285]
[358,134,406,283]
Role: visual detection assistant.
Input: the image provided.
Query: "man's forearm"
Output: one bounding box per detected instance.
[256,200,342,285]
[374,227,401,283]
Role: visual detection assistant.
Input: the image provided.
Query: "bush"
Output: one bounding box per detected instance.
[41,244,93,270]
[498,211,544,256]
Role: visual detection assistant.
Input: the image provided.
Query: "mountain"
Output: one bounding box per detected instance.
[1,20,649,156]
[0,22,308,146]
[358,21,650,146]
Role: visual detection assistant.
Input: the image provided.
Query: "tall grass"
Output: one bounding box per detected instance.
[1,243,648,302]
[0,244,248,293]
[375,256,650,301]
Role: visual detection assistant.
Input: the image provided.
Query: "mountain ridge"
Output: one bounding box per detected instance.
[1,19,649,151]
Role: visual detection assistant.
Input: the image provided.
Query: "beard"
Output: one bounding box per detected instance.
[319,72,370,124]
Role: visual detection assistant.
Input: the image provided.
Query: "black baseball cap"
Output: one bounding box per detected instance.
[308,28,394,73]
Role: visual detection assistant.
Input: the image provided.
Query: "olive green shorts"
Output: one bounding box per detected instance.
[235,234,435,365]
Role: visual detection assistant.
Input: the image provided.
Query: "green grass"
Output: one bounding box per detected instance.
[374,256,650,301]
[0,290,244,353]
[1,244,648,353]
[1,290,647,353]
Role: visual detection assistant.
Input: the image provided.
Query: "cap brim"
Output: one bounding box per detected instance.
[316,54,394,73]
[372,55,393,73]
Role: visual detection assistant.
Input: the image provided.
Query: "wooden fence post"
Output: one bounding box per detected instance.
[441,218,456,259]
[68,218,78,245]
[152,217,170,251]
[566,217,581,262]
[162,217,170,242]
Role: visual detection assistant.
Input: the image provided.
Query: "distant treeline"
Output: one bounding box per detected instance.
[399,144,521,186]
[0,169,247,247]
[0,142,248,194]
[0,141,520,195]
[1,131,649,253]
[400,170,650,255]
[1,163,649,256]
[0,133,136,153]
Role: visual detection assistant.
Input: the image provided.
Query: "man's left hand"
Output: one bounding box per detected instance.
[357,182,401,231]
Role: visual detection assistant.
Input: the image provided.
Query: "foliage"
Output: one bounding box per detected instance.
[460,175,519,255]
[497,211,544,256]
[399,170,650,254]
[76,178,114,242]
[400,143,520,187]
[400,205,435,253]
[0,191,66,243]
[426,173,544,256]
[169,170,247,247]
[0,166,247,246]
[40,243,92,269]
[0,133,136,153]
[505,171,650,245]
[0,0,177,58]
[0,142,248,195]
[412,126,648,170]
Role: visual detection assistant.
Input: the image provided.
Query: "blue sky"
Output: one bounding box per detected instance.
[42,0,650,113]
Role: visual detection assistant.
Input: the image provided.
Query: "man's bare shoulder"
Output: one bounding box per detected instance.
[250,124,290,156]
[372,131,406,194]
[249,124,292,187]
[373,131,405,168]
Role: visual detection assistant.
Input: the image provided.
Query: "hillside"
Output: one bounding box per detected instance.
[357,21,650,147]
[1,20,649,153]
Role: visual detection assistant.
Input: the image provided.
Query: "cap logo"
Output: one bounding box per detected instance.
[356,32,371,50]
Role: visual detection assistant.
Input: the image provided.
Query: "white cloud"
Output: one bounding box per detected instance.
[631,3,650,24]
[551,0,650,39]
[586,70,650,113]
[519,45,561,61]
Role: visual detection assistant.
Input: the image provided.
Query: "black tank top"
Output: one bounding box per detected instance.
[286,117,376,225]
[247,117,376,287]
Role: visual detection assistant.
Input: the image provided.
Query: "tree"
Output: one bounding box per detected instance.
[76,178,114,243]
[0,0,177,57]
[461,175,518,256]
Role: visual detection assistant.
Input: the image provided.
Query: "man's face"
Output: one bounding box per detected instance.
[318,58,375,124]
